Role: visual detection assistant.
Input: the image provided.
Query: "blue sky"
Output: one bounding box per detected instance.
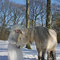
[10,0,59,5]
[10,0,26,5]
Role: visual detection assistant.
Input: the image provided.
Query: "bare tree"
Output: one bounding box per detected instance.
[10,2,25,25]
[46,0,51,28]
[26,0,31,49]
[26,0,29,28]
[0,0,26,40]
[29,0,46,27]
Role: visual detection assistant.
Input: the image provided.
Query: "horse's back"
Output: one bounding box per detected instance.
[33,26,57,50]
[34,26,50,41]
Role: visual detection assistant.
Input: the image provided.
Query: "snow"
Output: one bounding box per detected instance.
[0,40,60,60]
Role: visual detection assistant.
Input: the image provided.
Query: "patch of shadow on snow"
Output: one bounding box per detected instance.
[0,56,8,60]
[24,58,37,60]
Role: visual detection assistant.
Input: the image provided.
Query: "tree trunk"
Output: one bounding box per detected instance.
[31,20,33,27]
[26,0,31,49]
[46,0,51,28]
[26,0,29,28]
[34,16,36,26]
[13,13,17,25]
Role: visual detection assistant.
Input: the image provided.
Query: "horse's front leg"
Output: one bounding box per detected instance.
[37,48,42,60]
[42,49,46,60]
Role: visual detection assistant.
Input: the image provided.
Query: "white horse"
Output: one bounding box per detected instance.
[8,25,24,60]
[16,26,57,60]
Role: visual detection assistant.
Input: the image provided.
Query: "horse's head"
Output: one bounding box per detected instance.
[8,24,29,48]
[16,29,29,48]
[8,28,22,44]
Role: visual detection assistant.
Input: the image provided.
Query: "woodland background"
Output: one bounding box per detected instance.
[0,0,60,43]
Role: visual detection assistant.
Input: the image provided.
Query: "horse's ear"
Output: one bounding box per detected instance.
[19,30,23,34]
[25,29,28,33]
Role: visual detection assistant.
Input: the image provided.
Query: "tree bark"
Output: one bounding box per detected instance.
[46,0,51,28]
[26,0,29,28]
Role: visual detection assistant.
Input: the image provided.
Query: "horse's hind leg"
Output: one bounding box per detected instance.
[47,51,50,60]
[50,51,56,60]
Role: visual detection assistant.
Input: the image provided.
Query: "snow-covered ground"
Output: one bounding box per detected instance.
[0,40,60,60]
